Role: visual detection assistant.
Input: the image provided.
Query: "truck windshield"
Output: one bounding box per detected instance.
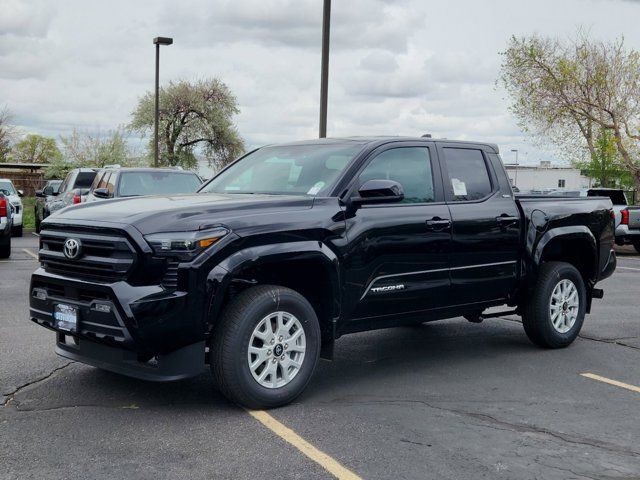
[200,144,363,196]
[118,171,202,197]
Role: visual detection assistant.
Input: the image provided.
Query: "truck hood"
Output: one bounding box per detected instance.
[45,193,314,235]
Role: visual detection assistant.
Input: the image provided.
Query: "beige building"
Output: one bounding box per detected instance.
[504,161,592,192]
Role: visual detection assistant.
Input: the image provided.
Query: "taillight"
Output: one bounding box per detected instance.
[73,194,81,204]
[621,209,629,225]
[0,198,6,217]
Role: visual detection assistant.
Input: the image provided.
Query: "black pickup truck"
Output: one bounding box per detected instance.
[30,137,617,408]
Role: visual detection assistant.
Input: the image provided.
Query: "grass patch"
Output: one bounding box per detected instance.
[21,196,36,229]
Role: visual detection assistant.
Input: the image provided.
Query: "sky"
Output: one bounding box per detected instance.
[2,0,640,170]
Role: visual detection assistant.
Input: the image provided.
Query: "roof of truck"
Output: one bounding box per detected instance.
[271,136,500,153]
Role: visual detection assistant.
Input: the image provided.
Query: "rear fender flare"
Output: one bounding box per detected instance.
[532,226,598,284]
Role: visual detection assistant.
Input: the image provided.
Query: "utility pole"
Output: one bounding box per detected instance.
[153,36,173,167]
[319,0,331,138]
[511,149,519,187]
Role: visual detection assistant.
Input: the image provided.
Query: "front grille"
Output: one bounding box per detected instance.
[39,225,138,281]
[161,260,180,289]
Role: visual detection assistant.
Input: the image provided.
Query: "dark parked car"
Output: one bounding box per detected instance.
[84,167,202,203]
[0,191,13,258]
[46,168,98,216]
[31,137,616,408]
[34,179,63,233]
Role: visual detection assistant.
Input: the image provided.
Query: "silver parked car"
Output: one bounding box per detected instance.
[548,188,640,252]
[46,168,98,216]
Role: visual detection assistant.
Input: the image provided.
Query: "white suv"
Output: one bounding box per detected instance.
[0,179,23,237]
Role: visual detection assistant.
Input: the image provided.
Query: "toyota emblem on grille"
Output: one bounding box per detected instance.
[63,238,82,260]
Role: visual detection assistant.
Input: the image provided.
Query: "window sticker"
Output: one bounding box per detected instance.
[451,178,467,196]
[307,181,325,195]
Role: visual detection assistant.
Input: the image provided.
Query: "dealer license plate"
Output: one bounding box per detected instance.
[53,303,78,332]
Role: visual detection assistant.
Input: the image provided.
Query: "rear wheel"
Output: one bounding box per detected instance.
[522,262,586,348]
[0,236,11,258]
[211,285,321,409]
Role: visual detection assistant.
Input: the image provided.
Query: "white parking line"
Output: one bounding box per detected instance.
[21,249,38,260]
[247,410,362,480]
[581,373,640,394]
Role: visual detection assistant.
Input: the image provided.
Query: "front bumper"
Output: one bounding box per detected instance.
[30,268,207,380]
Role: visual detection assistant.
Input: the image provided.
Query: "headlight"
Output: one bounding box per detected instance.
[144,227,229,260]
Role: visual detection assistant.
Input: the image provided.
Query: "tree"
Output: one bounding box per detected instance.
[0,107,15,162]
[45,127,139,178]
[574,128,633,188]
[499,32,640,191]
[11,134,61,164]
[130,78,245,170]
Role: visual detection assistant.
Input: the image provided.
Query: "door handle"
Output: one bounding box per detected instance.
[496,215,519,225]
[425,217,451,231]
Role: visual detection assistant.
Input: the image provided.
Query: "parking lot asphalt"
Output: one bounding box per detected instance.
[1,234,639,479]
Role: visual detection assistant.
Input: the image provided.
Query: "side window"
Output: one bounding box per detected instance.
[90,172,103,190]
[442,148,492,201]
[106,173,117,195]
[59,173,71,193]
[98,172,110,189]
[356,147,434,204]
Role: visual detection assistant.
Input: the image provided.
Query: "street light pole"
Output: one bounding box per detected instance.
[319,0,331,138]
[153,36,173,168]
[511,149,519,187]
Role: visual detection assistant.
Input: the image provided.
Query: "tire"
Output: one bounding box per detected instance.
[633,241,640,255]
[12,225,22,237]
[522,261,586,348]
[0,236,10,259]
[211,285,321,409]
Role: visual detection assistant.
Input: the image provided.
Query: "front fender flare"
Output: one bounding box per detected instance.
[204,241,341,334]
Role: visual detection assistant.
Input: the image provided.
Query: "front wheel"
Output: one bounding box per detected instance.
[522,262,586,348]
[211,285,321,409]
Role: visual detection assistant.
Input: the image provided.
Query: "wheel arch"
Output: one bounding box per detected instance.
[205,241,341,342]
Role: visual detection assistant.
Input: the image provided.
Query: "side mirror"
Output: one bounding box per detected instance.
[352,179,404,205]
[93,188,110,199]
[35,189,45,198]
[43,185,54,196]
[17,189,24,197]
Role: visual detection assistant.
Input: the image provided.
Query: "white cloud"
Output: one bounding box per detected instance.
[2,0,640,166]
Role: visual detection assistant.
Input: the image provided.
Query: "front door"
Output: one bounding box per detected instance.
[342,143,452,321]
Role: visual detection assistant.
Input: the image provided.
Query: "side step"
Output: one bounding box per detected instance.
[465,309,519,323]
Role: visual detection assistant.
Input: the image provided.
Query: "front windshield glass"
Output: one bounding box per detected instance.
[118,171,202,197]
[0,181,16,195]
[200,144,363,196]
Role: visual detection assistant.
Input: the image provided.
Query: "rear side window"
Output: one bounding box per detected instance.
[442,148,492,201]
[74,171,97,188]
[357,147,434,203]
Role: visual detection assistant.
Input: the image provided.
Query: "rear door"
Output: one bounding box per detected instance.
[438,145,520,305]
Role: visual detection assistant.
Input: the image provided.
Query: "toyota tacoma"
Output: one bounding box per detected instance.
[30,137,617,408]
